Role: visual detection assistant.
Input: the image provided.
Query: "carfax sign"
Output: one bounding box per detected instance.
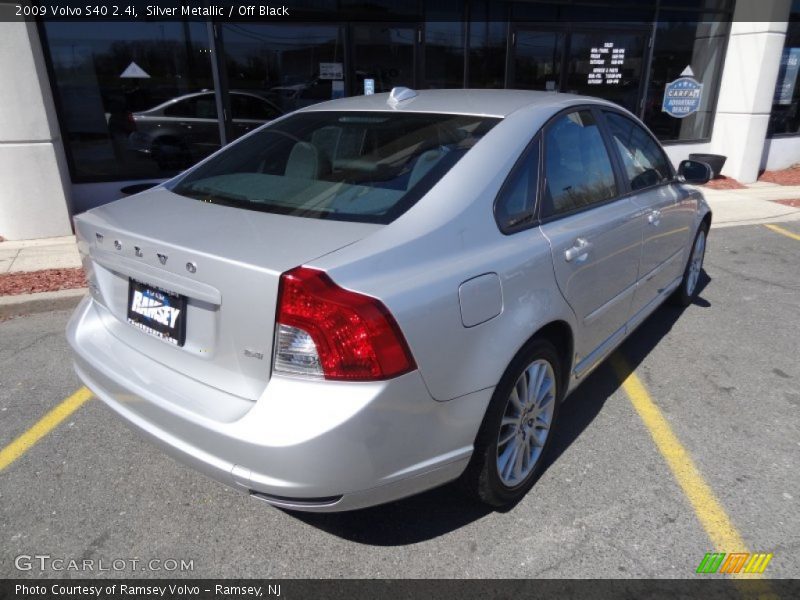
[662,76,703,118]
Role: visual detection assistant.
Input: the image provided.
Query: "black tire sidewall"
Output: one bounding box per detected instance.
[672,225,707,307]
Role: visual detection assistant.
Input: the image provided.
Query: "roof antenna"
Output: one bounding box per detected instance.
[387,87,417,107]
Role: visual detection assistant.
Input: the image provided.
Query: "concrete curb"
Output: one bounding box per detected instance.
[0,288,87,319]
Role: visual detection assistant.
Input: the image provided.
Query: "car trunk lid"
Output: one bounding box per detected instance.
[74,188,380,401]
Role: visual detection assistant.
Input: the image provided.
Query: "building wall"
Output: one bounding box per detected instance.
[710,2,792,182]
[0,18,73,241]
[763,136,800,170]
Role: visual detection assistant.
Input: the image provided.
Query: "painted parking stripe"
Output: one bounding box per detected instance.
[0,387,92,471]
[764,223,800,242]
[609,355,761,580]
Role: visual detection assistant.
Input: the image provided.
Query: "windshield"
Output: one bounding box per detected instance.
[173,111,500,224]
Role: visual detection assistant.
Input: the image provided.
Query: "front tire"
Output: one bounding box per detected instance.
[462,339,562,508]
[670,225,707,307]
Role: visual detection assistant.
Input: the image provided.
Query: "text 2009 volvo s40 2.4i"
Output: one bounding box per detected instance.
[68,88,712,511]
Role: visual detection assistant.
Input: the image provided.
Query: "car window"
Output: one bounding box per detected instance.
[173,111,500,225]
[163,99,196,118]
[495,137,540,233]
[542,110,617,218]
[232,94,279,120]
[604,112,673,191]
[163,96,217,119]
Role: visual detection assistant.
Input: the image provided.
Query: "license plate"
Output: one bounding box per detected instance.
[127,279,187,346]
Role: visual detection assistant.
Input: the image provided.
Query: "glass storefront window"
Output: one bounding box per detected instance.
[512,29,564,92]
[424,0,465,89]
[769,8,800,136]
[41,21,217,182]
[352,25,417,94]
[642,20,730,142]
[468,0,507,88]
[563,30,646,115]
[222,23,344,128]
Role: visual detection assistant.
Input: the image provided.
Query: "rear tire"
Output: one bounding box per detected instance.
[670,225,707,307]
[461,339,562,508]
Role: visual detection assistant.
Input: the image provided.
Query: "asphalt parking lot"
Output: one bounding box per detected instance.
[1,221,798,579]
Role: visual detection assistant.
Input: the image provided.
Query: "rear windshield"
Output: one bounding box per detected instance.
[173,111,500,224]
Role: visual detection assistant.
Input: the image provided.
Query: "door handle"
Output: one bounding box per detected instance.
[647,209,662,226]
[564,238,592,263]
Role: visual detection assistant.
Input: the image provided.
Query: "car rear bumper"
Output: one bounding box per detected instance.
[67,297,491,511]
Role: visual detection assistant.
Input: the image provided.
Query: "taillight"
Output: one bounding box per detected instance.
[274,267,416,381]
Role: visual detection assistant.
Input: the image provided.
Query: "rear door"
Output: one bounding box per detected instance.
[601,110,693,319]
[538,108,643,375]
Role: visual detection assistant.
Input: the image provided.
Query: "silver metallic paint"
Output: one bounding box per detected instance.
[68,90,711,510]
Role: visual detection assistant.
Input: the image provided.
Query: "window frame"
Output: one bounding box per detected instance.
[598,107,677,196]
[493,133,543,235]
[536,104,628,224]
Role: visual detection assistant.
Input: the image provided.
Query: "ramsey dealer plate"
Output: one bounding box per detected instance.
[127,279,187,346]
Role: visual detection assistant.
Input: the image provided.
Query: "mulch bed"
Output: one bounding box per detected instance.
[0,267,86,296]
[701,176,745,190]
[773,198,800,208]
[759,165,800,185]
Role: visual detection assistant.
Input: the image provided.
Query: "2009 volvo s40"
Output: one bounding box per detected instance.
[68,88,712,511]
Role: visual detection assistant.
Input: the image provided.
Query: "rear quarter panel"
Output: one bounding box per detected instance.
[310,104,580,402]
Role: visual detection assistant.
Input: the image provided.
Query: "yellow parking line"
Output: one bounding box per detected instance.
[609,355,761,581]
[764,223,800,242]
[0,387,92,472]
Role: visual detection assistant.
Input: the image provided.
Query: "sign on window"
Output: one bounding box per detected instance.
[662,72,703,119]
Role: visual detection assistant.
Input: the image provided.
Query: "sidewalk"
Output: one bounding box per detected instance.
[0,235,81,273]
[699,182,800,228]
[1,183,800,318]
[0,236,84,319]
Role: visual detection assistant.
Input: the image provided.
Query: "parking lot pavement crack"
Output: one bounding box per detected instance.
[0,331,60,361]
[706,261,800,291]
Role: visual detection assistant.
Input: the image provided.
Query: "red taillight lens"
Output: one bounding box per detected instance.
[274,267,416,381]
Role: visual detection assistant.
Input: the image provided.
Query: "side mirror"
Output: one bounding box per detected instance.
[678,159,713,185]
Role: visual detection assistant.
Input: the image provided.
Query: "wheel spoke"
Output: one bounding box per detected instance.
[535,376,553,405]
[500,441,519,480]
[508,387,523,413]
[512,439,525,479]
[530,363,547,405]
[498,427,516,447]
[516,374,529,410]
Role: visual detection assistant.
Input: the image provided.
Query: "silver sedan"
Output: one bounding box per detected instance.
[67,88,712,511]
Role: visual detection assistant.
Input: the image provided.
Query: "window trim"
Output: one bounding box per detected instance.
[536,104,628,225]
[598,107,677,198]
[493,134,543,235]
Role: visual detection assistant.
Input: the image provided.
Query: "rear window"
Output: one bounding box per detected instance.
[173,111,500,224]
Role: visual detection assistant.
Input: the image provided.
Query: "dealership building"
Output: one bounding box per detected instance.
[1,0,798,240]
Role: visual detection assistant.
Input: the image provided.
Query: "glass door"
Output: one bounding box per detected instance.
[351,24,418,95]
[562,29,648,114]
[509,27,565,92]
[509,26,649,115]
